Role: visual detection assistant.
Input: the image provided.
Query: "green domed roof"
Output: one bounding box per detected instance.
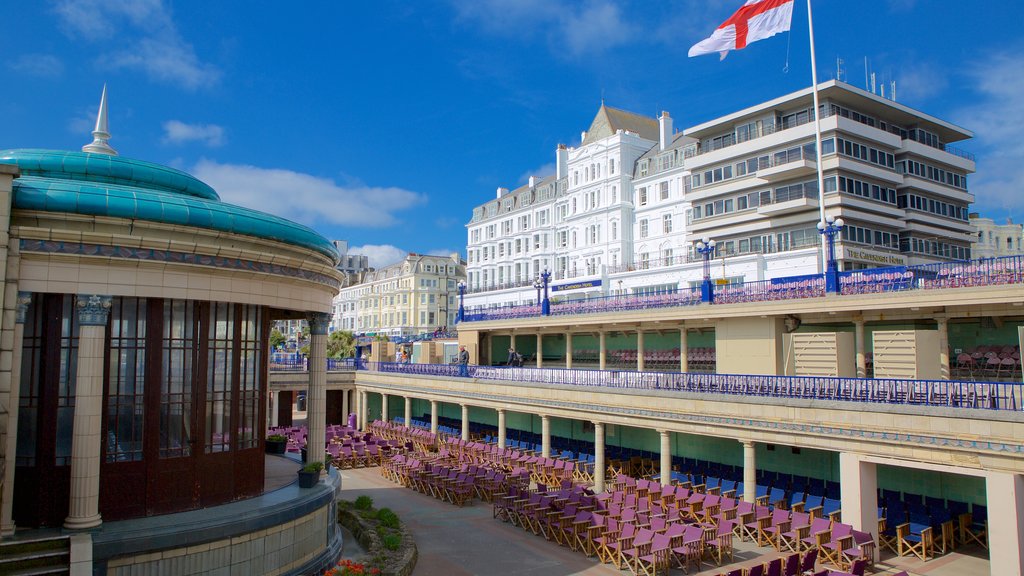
[0,149,339,263]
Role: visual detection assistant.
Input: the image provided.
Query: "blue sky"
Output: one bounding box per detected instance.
[4,0,1024,267]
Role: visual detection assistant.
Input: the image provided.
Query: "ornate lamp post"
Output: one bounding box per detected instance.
[540,269,552,316]
[456,280,466,323]
[533,276,543,307]
[695,238,717,303]
[817,215,845,293]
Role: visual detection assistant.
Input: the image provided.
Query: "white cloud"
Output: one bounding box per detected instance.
[162,120,225,147]
[954,52,1024,217]
[348,244,409,268]
[517,162,556,185]
[9,53,64,77]
[191,160,428,229]
[450,0,633,58]
[52,0,219,90]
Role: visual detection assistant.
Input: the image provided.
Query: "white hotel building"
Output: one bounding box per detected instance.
[464,81,976,310]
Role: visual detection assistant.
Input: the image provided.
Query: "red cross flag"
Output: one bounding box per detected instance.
[689,0,794,60]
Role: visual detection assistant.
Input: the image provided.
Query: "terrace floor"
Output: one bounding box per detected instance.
[338,467,992,576]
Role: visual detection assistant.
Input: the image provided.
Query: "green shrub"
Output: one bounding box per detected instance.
[302,461,324,473]
[382,533,402,551]
[354,495,374,510]
[378,508,400,529]
[266,434,287,442]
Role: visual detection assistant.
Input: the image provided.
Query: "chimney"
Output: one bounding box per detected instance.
[496,187,508,198]
[659,111,672,151]
[556,144,568,180]
[529,176,537,188]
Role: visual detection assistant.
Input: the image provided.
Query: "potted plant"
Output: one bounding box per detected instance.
[265,434,288,454]
[297,461,324,488]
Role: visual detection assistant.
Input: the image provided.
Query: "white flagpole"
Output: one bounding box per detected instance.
[806,0,829,271]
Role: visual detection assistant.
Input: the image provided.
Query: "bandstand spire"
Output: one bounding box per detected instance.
[82,84,117,156]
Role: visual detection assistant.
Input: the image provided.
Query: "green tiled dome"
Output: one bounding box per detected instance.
[1,149,339,263]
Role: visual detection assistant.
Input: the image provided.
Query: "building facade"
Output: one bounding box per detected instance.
[969,213,1024,259]
[333,253,465,337]
[463,81,976,311]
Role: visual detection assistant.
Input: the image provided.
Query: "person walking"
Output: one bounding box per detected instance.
[458,345,470,377]
[507,347,518,366]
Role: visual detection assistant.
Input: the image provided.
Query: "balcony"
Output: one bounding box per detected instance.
[756,146,818,182]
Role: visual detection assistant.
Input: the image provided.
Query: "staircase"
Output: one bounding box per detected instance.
[0,535,70,575]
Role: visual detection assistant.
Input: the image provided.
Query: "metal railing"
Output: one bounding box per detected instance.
[458,255,1024,323]
[269,358,357,372]
[359,362,1020,411]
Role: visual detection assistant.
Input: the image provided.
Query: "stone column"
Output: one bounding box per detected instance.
[565,332,573,368]
[497,409,506,448]
[270,390,280,428]
[637,331,645,371]
[341,389,349,423]
[510,333,516,357]
[987,471,1024,576]
[593,422,606,493]
[854,318,866,378]
[839,452,879,561]
[679,327,688,372]
[742,440,757,504]
[305,312,330,467]
[381,393,389,423]
[599,331,607,370]
[659,430,672,487]
[1,292,31,536]
[430,400,439,435]
[461,404,470,441]
[64,295,111,530]
[358,390,367,431]
[536,334,543,368]
[541,415,551,458]
[404,396,412,428]
[937,317,950,380]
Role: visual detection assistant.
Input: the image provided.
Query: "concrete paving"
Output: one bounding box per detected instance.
[337,467,992,576]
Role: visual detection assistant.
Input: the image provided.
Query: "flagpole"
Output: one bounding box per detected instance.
[806,0,829,272]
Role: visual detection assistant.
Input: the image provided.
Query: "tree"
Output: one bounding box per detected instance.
[269,328,286,350]
[327,330,356,359]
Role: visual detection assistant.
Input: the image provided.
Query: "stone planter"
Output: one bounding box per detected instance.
[265,439,287,454]
[297,470,319,488]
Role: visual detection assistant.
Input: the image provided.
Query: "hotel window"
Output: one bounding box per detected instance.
[663,214,673,234]
[640,219,649,238]
[639,187,648,206]
[660,181,669,200]
[611,186,617,203]
[610,158,616,174]
[611,221,618,240]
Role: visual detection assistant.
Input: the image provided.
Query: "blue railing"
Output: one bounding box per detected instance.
[269,358,357,372]
[460,255,1024,323]
[359,361,1021,411]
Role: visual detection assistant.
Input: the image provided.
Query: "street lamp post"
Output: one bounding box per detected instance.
[695,238,717,303]
[540,269,552,316]
[817,215,845,293]
[533,277,543,307]
[456,281,466,323]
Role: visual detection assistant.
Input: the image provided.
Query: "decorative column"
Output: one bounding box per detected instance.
[342,389,350,422]
[1,292,31,536]
[742,441,757,504]
[565,332,573,369]
[430,400,439,435]
[509,333,516,356]
[461,404,470,441]
[404,396,412,428]
[64,295,111,530]
[839,452,880,561]
[593,422,606,493]
[497,409,506,448]
[659,430,672,487]
[599,331,607,370]
[536,334,543,368]
[305,312,330,467]
[854,318,866,378]
[637,331,645,371]
[679,327,688,372]
[541,415,551,458]
[270,390,280,427]
[381,393,389,424]
[358,390,367,431]
[937,317,950,380]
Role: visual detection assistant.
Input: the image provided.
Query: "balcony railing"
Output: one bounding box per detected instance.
[359,362,1020,411]
[269,358,357,372]
[458,255,1024,322]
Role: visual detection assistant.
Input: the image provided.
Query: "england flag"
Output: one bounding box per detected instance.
[688,0,794,60]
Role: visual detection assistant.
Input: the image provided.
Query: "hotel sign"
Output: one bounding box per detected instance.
[839,247,906,266]
[552,279,602,292]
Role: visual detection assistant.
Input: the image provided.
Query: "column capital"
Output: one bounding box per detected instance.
[740,439,755,448]
[540,414,550,421]
[75,294,112,326]
[657,429,670,437]
[15,291,32,324]
[592,420,604,429]
[306,312,331,335]
[497,408,505,415]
